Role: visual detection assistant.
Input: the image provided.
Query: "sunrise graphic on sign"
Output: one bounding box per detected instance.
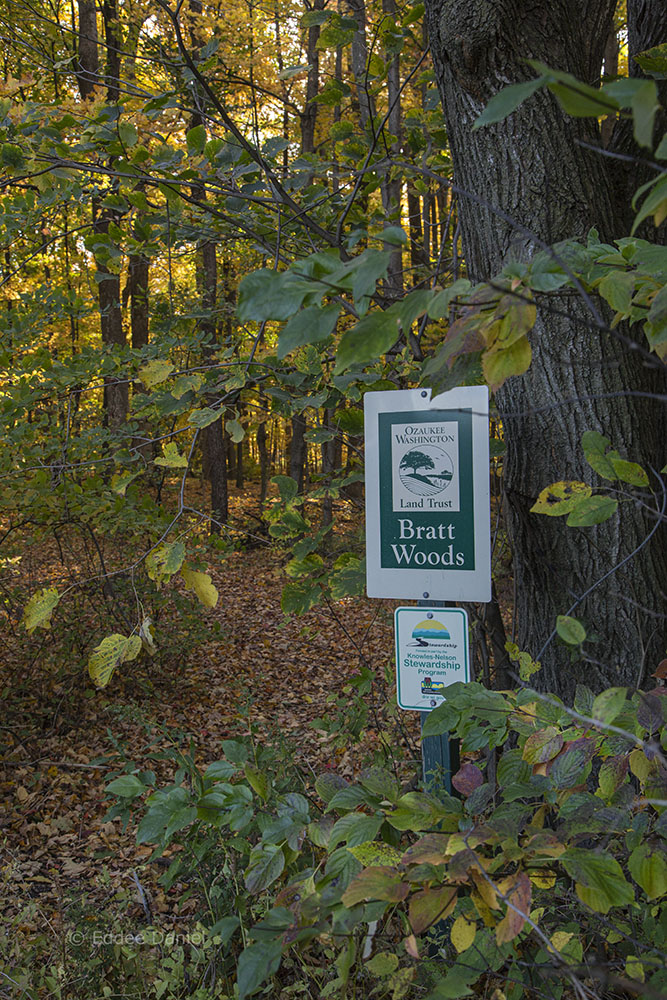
[411,619,450,645]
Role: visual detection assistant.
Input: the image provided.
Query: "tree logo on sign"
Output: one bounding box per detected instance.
[398,445,454,497]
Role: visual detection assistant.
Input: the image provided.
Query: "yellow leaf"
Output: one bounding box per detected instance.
[625,956,645,983]
[348,841,403,867]
[629,748,653,783]
[531,481,592,516]
[575,881,613,914]
[154,442,189,468]
[138,359,174,388]
[530,871,556,889]
[182,566,219,608]
[110,470,140,496]
[551,931,574,952]
[450,915,476,953]
[88,634,142,689]
[482,335,532,391]
[470,889,496,926]
[23,587,59,634]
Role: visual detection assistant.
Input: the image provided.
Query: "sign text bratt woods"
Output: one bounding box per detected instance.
[364,387,491,602]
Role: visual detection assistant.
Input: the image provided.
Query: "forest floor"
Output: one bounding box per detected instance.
[0,483,425,971]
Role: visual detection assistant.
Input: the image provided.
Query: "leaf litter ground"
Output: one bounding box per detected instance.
[0,485,422,962]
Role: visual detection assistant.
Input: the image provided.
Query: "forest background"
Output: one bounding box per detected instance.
[0,1,666,999]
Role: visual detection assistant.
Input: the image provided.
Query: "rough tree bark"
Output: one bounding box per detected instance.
[77,0,128,429]
[190,0,228,528]
[423,0,667,699]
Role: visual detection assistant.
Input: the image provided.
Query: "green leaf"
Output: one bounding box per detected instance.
[315,773,348,805]
[581,430,616,479]
[226,419,245,444]
[245,844,285,894]
[154,442,189,468]
[346,250,391,310]
[236,940,283,1000]
[181,566,219,608]
[164,805,197,841]
[628,844,667,900]
[421,699,460,737]
[277,304,340,359]
[561,847,635,912]
[188,407,220,429]
[145,541,186,585]
[426,278,471,318]
[597,269,635,314]
[379,226,407,246]
[244,763,270,801]
[237,269,311,322]
[566,494,618,526]
[106,774,145,798]
[186,124,207,155]
[272,475,298,501]
[609,456,649,487]
[592,687,627,725]
[359,766,400,802]
[280,581,320,615]
[388,792,457,832]
[633,42,667,78]
[334,311,399,374]
[88,634,142,688]
[556,615,586,645]
[632,174,667,233]
[473,77,547,129]
[605,78,659,148]
[544,72,617,118]
[329,812,383,850]
[23,587,59,634]
[118,121,138,147]
[1,142,25,169]
[300,8,331,26]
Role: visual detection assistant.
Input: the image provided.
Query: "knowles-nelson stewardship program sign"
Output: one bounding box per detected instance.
[364,387,491,602]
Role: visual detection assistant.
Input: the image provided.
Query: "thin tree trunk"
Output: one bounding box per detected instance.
[76,0,98,99]
[301,0,324,154]
[381,0,404,300]
[289,414,307,493]
[189,0,227,528]
[257,417,270,508]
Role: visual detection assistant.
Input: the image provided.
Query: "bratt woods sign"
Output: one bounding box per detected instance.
[364,386,491,602]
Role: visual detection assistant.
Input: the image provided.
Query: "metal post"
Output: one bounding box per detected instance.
[418,600,460,798]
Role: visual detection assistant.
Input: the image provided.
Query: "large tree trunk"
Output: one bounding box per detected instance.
[424,0,667,699]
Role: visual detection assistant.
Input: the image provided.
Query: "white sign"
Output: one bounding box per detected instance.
[364,386,491,602]
[395,606,470,712]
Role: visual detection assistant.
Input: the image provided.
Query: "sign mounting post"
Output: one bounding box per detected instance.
[364,386,491,796]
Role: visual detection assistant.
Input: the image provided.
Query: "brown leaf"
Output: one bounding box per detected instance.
[409,885,457,935]
[452,762,484,796]
[495,872,532,945]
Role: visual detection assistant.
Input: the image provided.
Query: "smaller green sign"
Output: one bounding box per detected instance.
[395,607,469,712]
